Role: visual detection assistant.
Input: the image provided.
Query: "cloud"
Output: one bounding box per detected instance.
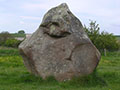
[19,21,25,24]
[20,16,41,20]
[21,1,58,12]
[22,3,48,11]
[0,0,6,2]
[21,0,120,18]
[111,24,120,27]
[0,0,120,34]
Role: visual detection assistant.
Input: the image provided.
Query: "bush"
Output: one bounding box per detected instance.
[84,20,120,51]
[0,31,13,45]
[4,39,22,48]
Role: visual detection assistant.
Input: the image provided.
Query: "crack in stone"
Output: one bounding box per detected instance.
[65,43,86,61]
[43,29,71,39]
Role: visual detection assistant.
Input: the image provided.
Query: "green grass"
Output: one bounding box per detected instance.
[115,35,120,41]
[0,47,120,90]
[11,33,26,37]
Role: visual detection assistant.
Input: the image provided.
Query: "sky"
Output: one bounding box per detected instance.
[0,0,120,35]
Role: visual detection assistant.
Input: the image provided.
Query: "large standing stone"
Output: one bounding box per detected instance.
[19,3,101,81]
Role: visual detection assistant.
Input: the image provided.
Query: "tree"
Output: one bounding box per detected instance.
[0,31,13,45]
[18,30,25,34]
[84,20,120,52]
[84,21,100,47]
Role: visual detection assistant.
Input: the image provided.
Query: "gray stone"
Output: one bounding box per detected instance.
[19,3,101,81]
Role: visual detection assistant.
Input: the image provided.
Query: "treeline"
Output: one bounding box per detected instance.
[0,30,25,48]
[0,22,120,51]
[84,20,120,52]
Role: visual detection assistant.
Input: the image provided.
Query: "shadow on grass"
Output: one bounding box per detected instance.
[11,69,108,88]
[59,69,107,88]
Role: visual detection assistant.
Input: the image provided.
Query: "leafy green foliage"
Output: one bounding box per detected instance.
[4,39,21,48]
[0,31,13,45]
[0,31,23,48]
[84,20,120,51]
[18,30,25,34]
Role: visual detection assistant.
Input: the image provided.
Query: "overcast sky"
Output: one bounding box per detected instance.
[0,0,120,35]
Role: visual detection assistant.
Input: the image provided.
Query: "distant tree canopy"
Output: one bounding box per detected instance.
[84,20,120,51]
[0,31,22,47]
[0,31,13,45]
[18,30,25,34]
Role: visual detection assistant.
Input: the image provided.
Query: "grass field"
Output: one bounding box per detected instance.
[11,33,26,37]
[0,47,120,90]
[115,35,120,41]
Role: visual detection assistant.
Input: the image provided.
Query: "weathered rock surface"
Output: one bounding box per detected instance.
[19,3,101,81]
